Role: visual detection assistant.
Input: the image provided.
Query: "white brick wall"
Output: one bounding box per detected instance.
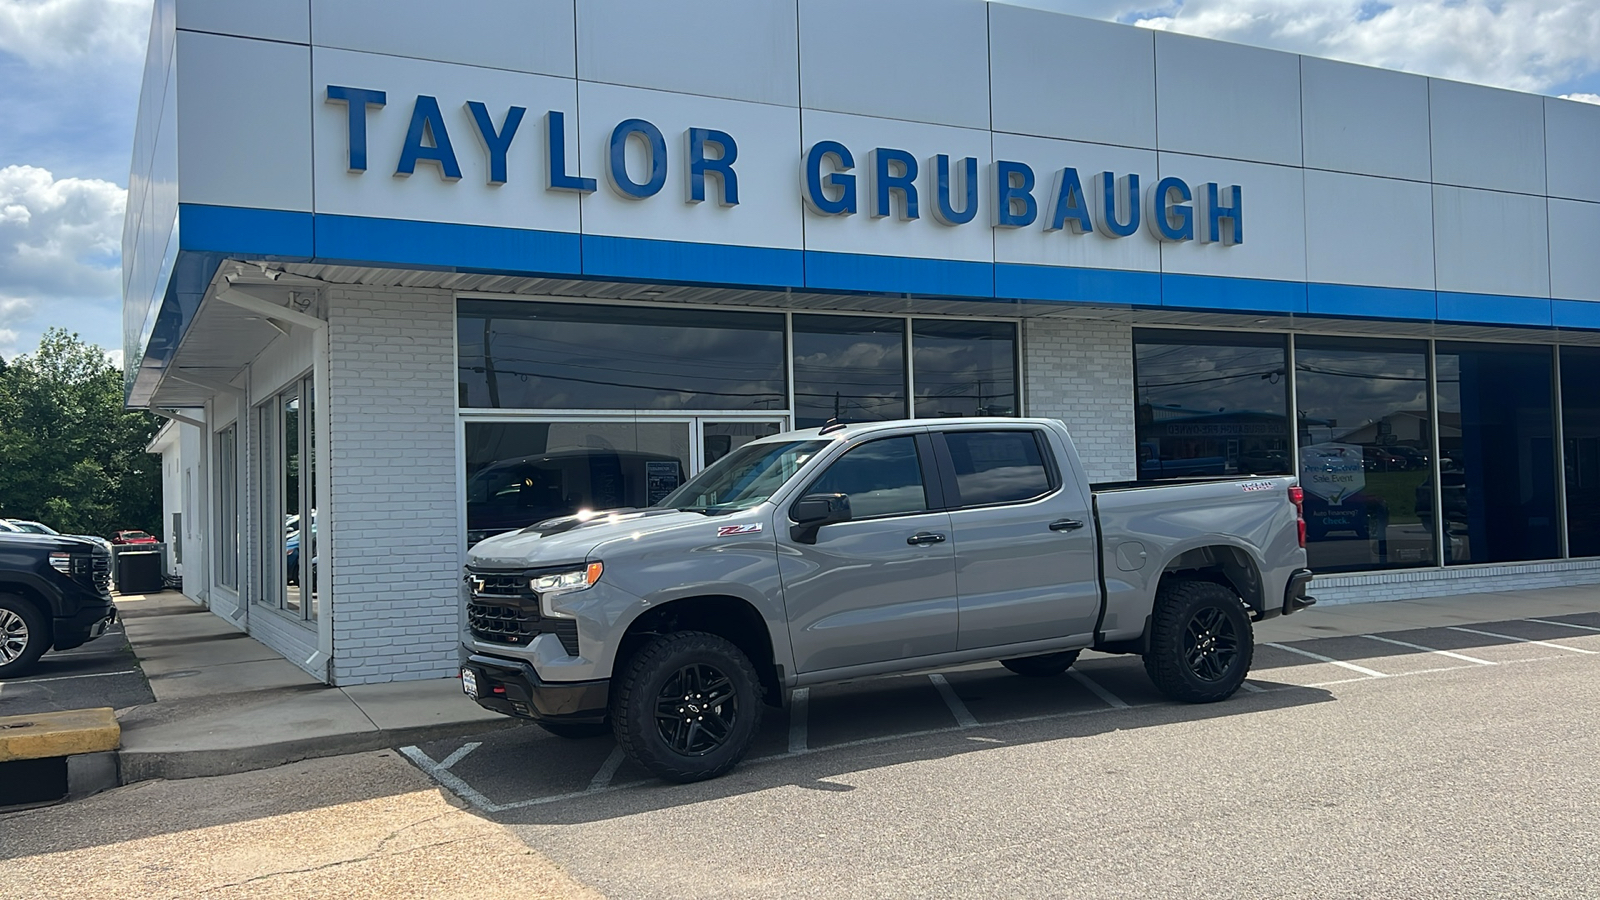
[1022,317,1136,482]
[1312,559,1600,605]
[327,287,461,684]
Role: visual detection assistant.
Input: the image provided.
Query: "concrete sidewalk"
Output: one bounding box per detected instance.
[113,592,518,783]
[106,584,1599,785]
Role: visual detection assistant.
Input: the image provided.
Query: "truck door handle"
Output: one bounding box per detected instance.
[906,532,946,546]
[1049,519,1085,532]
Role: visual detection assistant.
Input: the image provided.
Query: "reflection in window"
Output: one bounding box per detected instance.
[281,391,300,613]
[944,431,1053,507]
[1134,330,1290,479]
[913,320,1018,418]
[214,425,238,590]
[807,437,928,519]
[1436,343,1559,564]
[458,300,786,411]
[465,421,691,545]
[793,315,906,427]
[1295,338,1434,573]
[1562,347,1600,557]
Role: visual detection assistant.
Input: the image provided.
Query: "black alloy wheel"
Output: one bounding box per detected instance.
[1143,579,1254,703]
[654,662,740,756]
[611,631,764,782]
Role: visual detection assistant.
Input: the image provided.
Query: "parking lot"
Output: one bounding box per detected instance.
[0,617,153,718]
[403,611,1600,814]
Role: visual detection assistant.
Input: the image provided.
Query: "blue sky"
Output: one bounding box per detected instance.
[0,0,1597,364]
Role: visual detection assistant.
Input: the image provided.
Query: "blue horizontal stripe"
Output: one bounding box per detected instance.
[995,263,1160,306]
[1436,291,1552,327]
[583,235,803,288]
[178,204,312,258]
[1551,299,1600,330]
[315,214,581,275]
[1307,283,1436,321]
[804,251,994,298]
[1162,273,1307,314]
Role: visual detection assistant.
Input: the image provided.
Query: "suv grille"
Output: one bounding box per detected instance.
[465,569,580,656]
[71,553,113,595]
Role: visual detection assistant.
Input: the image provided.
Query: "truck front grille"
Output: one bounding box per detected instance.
[72,553,114,595]
[465,568,580,656]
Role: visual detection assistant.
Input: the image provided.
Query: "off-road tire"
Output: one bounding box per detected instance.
[536,721,611,740]
[0,593,50,679]
[610,631,764,783]
[1143,579,1254,703]
[1000,650,1081,677]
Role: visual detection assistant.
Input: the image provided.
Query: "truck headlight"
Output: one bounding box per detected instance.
[49,551,72,574]
[531,562,603,598]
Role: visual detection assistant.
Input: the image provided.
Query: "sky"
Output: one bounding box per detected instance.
[0,0,1598,366]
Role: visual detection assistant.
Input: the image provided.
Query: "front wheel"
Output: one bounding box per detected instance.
[1143,579,1254,703]
[610,631,764,783]
[0,593,50,678]
[1000,650,1081,677]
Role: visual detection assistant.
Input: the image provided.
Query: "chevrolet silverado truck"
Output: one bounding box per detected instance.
[1,532,117,678]
[461,418,1314,782]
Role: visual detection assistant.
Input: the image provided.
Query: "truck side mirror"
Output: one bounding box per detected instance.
[790,493,852,544]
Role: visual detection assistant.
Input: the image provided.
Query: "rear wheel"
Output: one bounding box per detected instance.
[1000,650,1081,677]
[1143,579,1253,703]
[610,631,764,783]
[0,593,49,679]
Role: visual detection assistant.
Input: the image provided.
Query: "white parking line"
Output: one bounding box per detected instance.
[0,670,142,686]
[588,747,627,792]
[928,674,979,728]
[1238,680,1265,693]
[1263,642,1389,677]
[787,687,810,755]
[1067,669,1129,709]
[399,745,499,811]
[1360,633,1497,666]
[1525,618,1600,633]
[438,741,481,770]
[1448,626,1597,655]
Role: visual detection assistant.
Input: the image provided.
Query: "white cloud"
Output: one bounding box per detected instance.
[0,0,150,68]
[1130,1,1600,93]
[0,165,125,360]
[1561,92,1600,104]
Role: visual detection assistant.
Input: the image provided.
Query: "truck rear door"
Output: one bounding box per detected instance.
[930,427,1101,651]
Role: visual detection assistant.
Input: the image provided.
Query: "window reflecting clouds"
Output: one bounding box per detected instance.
[913,320,1018,418]
[1134,330,1290,478]
[793,315,906,427]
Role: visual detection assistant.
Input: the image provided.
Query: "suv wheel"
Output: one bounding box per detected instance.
[0,593,49,678]
[1000,650,1081,677]
[610,631,763,783]
[1143,579,1254,703]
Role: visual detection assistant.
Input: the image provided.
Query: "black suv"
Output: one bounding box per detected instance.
[0,532,117,677]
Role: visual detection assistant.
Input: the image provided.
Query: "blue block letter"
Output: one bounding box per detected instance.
[325,85,386,173]
[931,155,978,226]
[1045,167,1093,234]
[994,161,1036,229]
[1203,183,1244,245]
[1095,171,1140,238]
[871,148,919,220]
[687,128,739,206]
[546,111,596,194]
[803,141,856,216]
[396,95,462,180]
[466,101,526,186]
[608,118,668,200]
[1145,176,1194,242]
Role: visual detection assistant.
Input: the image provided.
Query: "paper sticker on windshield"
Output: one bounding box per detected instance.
[717,523,763,537]
[1240,481,1275,493]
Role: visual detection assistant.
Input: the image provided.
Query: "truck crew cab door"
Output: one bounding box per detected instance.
[777,431,958,674]
[931,427,1101,651]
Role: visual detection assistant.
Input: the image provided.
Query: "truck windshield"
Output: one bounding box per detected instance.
[660,440,830,515]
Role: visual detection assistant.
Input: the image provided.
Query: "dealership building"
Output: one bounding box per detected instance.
[126,0,1600,684]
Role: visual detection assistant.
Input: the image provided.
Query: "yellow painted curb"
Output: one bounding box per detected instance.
[0,707,121,763]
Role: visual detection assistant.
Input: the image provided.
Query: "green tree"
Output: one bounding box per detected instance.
[0,329,163,536]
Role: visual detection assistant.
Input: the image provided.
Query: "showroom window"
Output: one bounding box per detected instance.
[912,320,1018,418]
[1435,343,1559,565]
[214,424,238,590]
[1295,337,1435,573]
[1561,347,1600,558]
[1133,329,1291,478]
[257,376,317,620]
[793,315,906,428]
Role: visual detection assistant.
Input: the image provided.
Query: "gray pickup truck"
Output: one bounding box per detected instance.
[461,418,1313,782]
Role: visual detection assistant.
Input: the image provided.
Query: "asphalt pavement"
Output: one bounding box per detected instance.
[0,618,153,717]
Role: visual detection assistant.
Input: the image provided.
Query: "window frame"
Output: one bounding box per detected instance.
[790,432,945,524]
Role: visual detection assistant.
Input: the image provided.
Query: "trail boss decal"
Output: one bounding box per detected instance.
[1239,481,1275,493]
[716,523,763,537]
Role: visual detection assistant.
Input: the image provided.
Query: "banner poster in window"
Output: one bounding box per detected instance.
[1299,443,1374,538]
[646,460,682,506]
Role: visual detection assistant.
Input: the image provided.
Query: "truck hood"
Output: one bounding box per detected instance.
[466,507,727,569]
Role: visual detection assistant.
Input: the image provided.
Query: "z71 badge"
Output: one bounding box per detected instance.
[716,523,763,537]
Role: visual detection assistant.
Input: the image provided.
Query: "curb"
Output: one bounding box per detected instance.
[117,717,527,783]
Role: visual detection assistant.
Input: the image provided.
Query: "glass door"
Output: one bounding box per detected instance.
[697,420,786,468]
